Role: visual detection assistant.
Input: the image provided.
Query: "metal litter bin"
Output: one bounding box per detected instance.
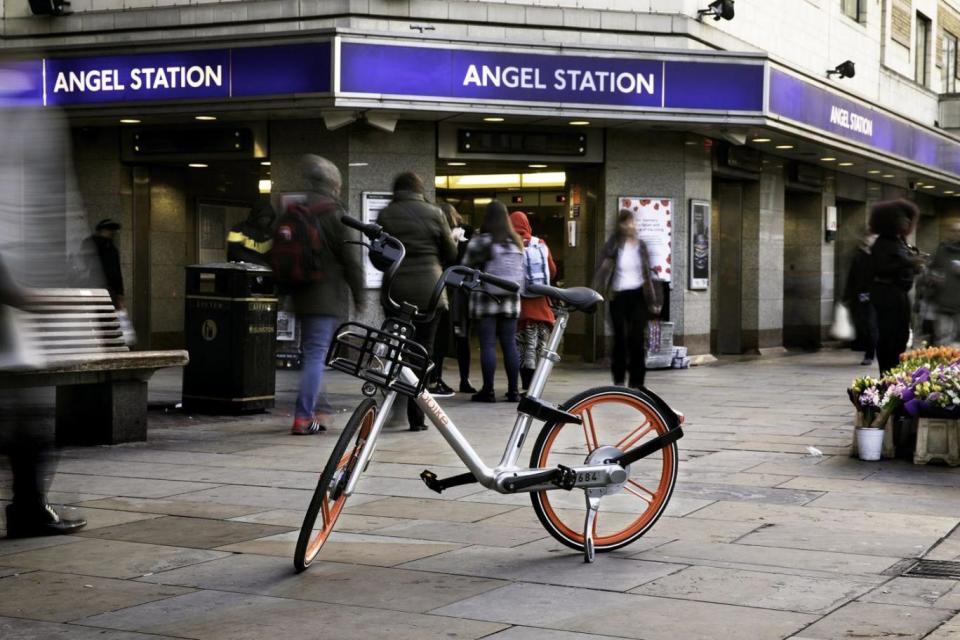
[182,262,278,413]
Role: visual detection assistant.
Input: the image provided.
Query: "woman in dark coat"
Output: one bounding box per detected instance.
[869,199,923,375]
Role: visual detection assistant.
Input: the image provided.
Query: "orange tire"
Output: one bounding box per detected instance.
[529,386,678,553]
[294,397,376,572]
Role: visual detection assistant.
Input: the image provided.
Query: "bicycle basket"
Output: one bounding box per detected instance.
[325,321,432,397]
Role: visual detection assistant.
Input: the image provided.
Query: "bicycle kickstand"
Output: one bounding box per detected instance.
[583,489,602,563]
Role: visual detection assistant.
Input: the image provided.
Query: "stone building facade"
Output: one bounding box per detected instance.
[3,0,960,358]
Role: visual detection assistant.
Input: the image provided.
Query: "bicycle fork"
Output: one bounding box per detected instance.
[342,390,398,497]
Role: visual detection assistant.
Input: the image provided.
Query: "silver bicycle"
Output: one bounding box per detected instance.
[294,216,684,572]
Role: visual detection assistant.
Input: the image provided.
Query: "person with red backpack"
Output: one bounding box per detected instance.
[272,155,363,435]
[509,211,558,394]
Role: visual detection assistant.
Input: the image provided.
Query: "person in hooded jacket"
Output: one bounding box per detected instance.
[843,230,878,366]
[227,202,276,266]
[509,211,557,394]
[869,199,923,375]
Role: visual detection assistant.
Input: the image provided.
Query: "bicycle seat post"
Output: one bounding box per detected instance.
[525,307,569,402]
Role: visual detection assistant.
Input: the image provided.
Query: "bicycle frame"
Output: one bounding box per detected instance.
[342,308,628,497]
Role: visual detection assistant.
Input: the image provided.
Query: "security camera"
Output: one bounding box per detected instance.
[29,0,71,15]
[697,0,735,21]
[826,60,856,80]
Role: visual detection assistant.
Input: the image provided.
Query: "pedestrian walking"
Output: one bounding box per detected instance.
[83,219,124,308]
[377,172,457,429]
[280,155,364,435]
[227,201,276,266]
[427,203,474,396]
[462,200,524,403]
[509,211,558,393]
[929,219,960,345]
[592,209,663,389]
[869,199,923,375]
[843,230,878,366]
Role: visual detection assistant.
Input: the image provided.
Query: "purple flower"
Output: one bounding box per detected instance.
[913,367,931,384]
[901,387,915,403]
[904,398,924,416]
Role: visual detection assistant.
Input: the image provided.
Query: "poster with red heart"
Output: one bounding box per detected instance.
[618,196,673,282]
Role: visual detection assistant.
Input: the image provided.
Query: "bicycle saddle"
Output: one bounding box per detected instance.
[526,284,603,313]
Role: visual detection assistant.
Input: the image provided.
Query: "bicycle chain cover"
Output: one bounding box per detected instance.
[326,321,432,397]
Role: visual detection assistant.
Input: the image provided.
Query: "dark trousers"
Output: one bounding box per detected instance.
[872,284,911,376]
[609,288,649,388]
[431,308,472,385]
[477,316,519,394]
[0,388,53,511]
[852,300,878,360]
[455,335,471,385]
[387,311,438,428]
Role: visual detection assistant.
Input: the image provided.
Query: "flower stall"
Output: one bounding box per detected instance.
[847,346,960,465]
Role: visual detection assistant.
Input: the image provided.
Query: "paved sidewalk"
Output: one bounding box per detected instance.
[2,351,960,639]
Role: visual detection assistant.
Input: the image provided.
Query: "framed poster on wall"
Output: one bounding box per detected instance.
[617,196,672,282]
[360,191,394,288]
[688,199,710,290]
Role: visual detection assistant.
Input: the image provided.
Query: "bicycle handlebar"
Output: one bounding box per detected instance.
[342,215,519,323]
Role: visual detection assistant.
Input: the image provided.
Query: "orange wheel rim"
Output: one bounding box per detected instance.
[536,392,676,547]
[303,410,373,563]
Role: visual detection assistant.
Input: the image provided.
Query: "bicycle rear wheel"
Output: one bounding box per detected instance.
[529,386,678,553]
[294,397,377,572]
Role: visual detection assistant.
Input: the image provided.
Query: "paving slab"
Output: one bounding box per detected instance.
[47,474,220,499]
[432,582,816,640]
[139,553,505,613]
[216,530,465,566]
[736,523,937,558]
[77,516,293,549]
[0,538,229,579]
[485,628,631,640]
[371,518,548,547]
[229,508,411,532]
[0,571,191,622]
[672,482,822,506]
[0,616,178,640]
[0,506,161,533]
[173,484,381,510]
[633,540,900,577]
[77,589,508,639]
[807,491,960,517]
[402,539,685,591]
[797,601,952,639]
[75,496,265,519]
[857,576,960,609]
[925,611,960,639]
[0,534,84,558]
[345,496,518,523]
[630,565,874,614]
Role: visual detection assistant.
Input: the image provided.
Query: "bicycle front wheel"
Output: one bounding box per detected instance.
[529,386,678,553]
[294,397,377,572]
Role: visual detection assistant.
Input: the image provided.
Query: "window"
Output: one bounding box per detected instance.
[842,0,864,23]
[916,12,932,86]
[946,32,959,93]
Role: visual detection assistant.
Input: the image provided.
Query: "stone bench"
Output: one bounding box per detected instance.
[0,289,188,445]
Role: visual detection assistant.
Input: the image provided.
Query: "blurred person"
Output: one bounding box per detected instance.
[869,199,924,375]
[426,203,473,396]
[843,230,878,366]
[83,218,124,308]
[929,219,960,346]
[462,200,524,403]
[509,211,557,394]
[227,201,276,266]
[592,210,662,389]
[377,172,457,429]
[285,155,364,435]
[0,61,94,536]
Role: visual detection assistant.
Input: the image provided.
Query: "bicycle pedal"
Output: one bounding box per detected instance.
[420,469,443,494]
[552,465,577,491]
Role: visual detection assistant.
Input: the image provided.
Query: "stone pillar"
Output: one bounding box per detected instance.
[740,165,785,352]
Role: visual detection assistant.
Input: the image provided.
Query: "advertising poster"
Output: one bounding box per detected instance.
[688,199,710,290]
[361,192,394,289]
[618,197,672,282]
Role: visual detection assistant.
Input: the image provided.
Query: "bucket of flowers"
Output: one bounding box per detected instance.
[900,362,960,466]
[848,375,893,460]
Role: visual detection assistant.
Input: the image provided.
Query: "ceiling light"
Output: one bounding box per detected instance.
[258,179,272,194]
[348,162,369,167]
[528,164,548,168]
[120,118,141,124]
[838,162,854,167]
[521,171,567,187]
[568,120,590,126]
[775,144,794,149]
[483,117,505,122]
[195,115,217,121]
[447,161,467,167]
[435,176,448,189]
[752,137,771,143]
[867,170,880,174]
[448,174,521,189]
[821,157,837,162]
[922,184,936,189]
[474,197,493,206]
[882,174,895,178]
[260,161,271,166]
[946,190,956,194]
[188,163,208,168]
